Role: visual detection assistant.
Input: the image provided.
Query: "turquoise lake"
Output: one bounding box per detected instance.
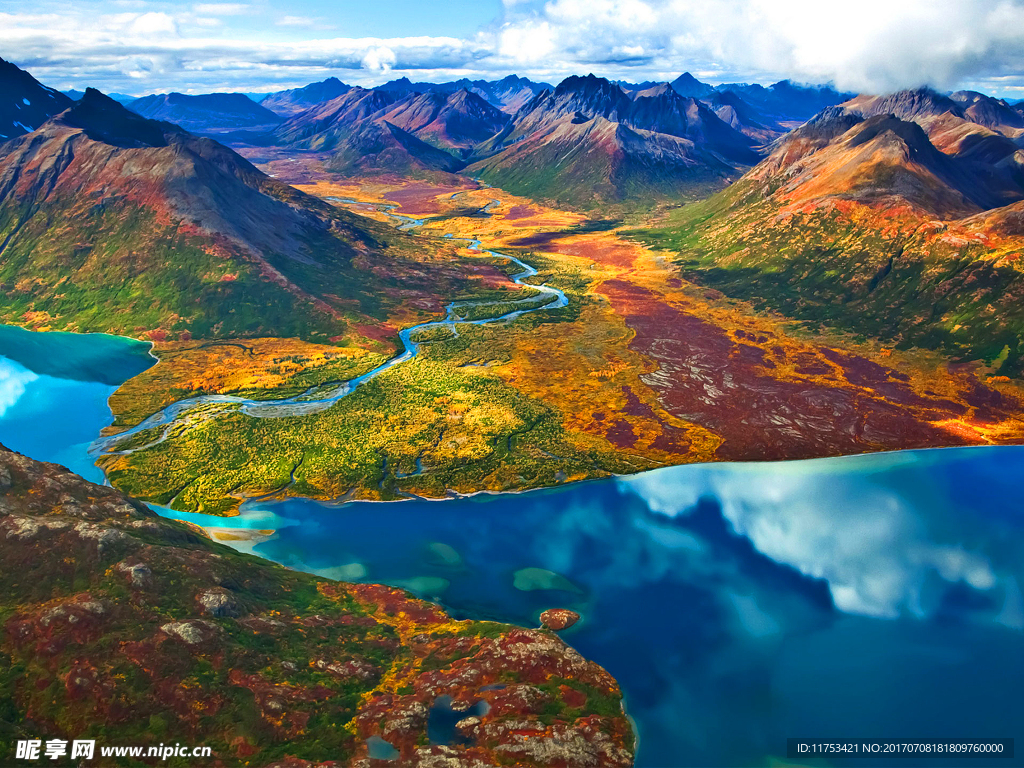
[1,325,1022,767]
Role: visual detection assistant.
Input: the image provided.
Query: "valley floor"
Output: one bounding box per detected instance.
[96,161,1024,515]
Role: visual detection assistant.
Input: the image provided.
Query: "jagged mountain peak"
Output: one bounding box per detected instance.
[770,109,944,173]
[547,74,632,120]
[950,90,1024,131]
[379,88,508,150]
[951,90,993,105]
[792,105,864,141]
[555,74,627,99]
[633,82,674,98]
[495,74,532,87]
[750,105,1024,217]
[670,72,714,98]
[448,87,487,105]
[378,76,416,94]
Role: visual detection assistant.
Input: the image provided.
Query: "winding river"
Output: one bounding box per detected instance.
[93,199,566,456]
[1,199,1023,767]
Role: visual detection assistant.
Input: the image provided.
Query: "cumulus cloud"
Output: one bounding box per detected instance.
[126,11,177,36]
[498,20,556,64]
[495,0,1024,92]
[2,0,1024,95]
[361,45,397,72]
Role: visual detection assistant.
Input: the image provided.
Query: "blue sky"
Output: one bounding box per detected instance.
[2,0,1024,98]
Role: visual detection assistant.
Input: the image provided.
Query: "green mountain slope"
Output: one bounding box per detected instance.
[0,90,483,344]
[630,107,1024,376]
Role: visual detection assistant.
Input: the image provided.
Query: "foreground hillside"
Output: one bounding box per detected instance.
[633,92,1024,378]
[0,444,634,767]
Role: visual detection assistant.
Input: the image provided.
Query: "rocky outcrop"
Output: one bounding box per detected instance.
[540,608,581,631]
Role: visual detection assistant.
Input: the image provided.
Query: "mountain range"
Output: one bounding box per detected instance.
[5,56,1024,371]
[7,66,856,210]
[635,86,1024,376]
[50,69,848,209]
[466,75,761,207]
[271,85,501,174]
[258,76,350,116]
[373,74,551,113]
[265,73,790,207]
[275,86,509,154]
[128,91,284,133]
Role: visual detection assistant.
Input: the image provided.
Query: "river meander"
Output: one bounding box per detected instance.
[2,323,1023,767]
[93,201,567,456]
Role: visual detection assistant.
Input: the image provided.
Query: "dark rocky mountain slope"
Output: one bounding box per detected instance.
[0,57,73,141]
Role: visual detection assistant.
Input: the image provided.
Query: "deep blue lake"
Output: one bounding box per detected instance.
[2,325,1022,767]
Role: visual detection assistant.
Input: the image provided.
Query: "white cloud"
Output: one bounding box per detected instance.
[498,21,555,64]
[127,11,178,36]
[277,15,317,27]
[191,3,249,15]
[488,0,1024,92]
[361,45,397,72]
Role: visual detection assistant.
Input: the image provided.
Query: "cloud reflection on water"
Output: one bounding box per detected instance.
[618,454,1016,625]
[0,356,38,418]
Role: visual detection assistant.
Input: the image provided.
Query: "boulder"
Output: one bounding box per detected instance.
[539,608,580,631]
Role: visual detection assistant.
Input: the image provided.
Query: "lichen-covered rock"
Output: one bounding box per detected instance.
[313,657,380,682]
[197,587,240,617]
[116,560,153,587]
[161,619,217,645]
